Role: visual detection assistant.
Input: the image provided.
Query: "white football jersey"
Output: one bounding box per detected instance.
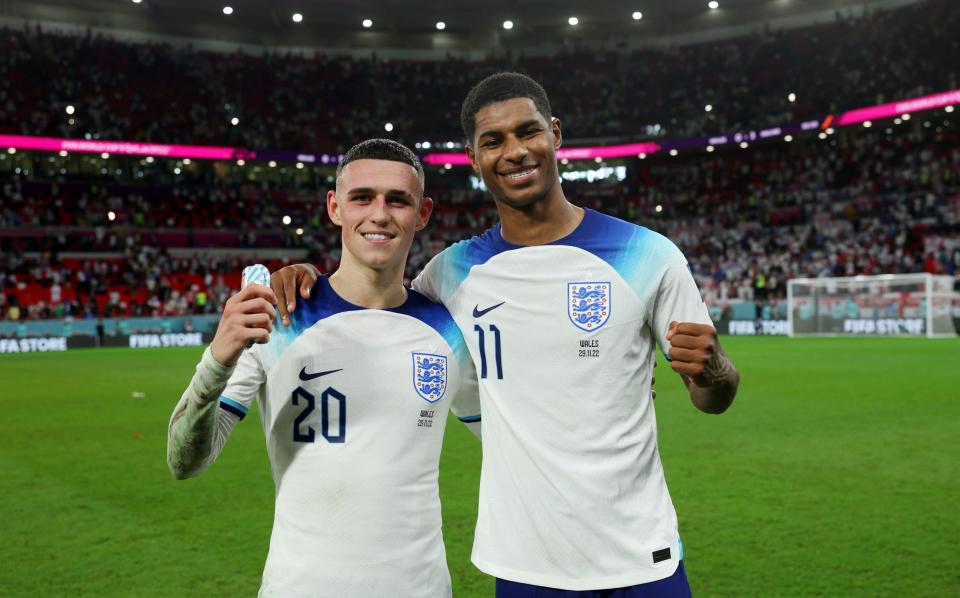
[220,276,479,597]
[412,208,711,590]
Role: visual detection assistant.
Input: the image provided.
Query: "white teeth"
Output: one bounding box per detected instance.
[506,167,536,179]
[363,233,391,241]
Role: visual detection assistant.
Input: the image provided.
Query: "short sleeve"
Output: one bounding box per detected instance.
[449,352,481,424]
[411,254,442,303]
[651,256,713,357]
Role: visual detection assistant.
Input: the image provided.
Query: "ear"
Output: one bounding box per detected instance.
[465,144,481,176]
[551,117,563,150]
[326,189,342,226]
[416,195,434,231]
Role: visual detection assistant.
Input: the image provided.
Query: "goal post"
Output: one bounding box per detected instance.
[786,273,959,338]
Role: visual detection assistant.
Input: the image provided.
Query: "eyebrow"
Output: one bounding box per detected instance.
[346,187,416,200]
[477,119,543,140]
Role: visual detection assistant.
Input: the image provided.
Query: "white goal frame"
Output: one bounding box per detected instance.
[786,273,958,338]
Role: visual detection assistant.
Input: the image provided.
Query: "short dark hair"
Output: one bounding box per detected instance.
[336,138,424,192]
[460,72,553,142]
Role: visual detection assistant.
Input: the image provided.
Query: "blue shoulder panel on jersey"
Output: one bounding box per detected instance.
[548,209,677,299]
[395,289,471,367]
[457,413,481,423]
[219,395,248,420]
[267,275,363,350]
[434,226,511,300]
[272,276,471,366]
[443,210,675,300]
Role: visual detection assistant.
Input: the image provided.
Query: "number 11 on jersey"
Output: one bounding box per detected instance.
[474,324,503,380]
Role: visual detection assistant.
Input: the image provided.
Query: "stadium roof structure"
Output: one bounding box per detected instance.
[2,0,920,52]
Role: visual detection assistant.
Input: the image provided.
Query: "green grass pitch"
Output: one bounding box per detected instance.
[1,337,958,596]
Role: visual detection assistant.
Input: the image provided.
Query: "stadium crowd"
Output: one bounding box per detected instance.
[2,121,958,321]
[1,0,959,322]
[0,0,956,151]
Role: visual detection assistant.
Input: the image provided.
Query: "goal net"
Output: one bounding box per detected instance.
[787,273,959,337]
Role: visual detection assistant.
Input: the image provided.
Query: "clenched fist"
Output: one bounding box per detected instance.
[209,284,278,367]
[666,321,720,386]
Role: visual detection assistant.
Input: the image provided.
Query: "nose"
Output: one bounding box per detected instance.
[367,195,390,225]
[503,134,528,163]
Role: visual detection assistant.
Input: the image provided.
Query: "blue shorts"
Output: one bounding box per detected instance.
[495,561,692,598]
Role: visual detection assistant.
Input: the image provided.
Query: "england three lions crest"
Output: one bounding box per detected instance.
[413,353,448,403]
[568,282,611,331]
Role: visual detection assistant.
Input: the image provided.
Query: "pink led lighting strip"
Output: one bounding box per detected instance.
[0,135,253,160]
[835,89,959,126]
[1,89,956,163]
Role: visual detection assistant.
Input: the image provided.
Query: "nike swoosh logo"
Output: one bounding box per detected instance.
[299,367,343,381]
[473,301,505,318]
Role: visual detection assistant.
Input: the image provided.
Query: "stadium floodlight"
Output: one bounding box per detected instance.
[706,145,715,152]
[638,153,646,159]
[296,162,305,169]
[901,113,911,121]
[654,204,663,213]
[230,117,240,126]
[145,156,154,163]
[704,104,713,112]
[818,132,827,139]
[784,134,793,142]
[282,215,292,225]
[101,152,110,159]
[739,141,749,149]
[65,105,75,115]
[222,6,233,15]
[787,273,958,338]
[108,211,116,221]
[863,120,872,128]
[826,127,835,134]
[174,167,181,174]
[708,1,719,9]
[444,163,453,170]
[6,147,15,154]
[788,92,797,103]
[59,150,68,157]
[296,228,304,235]
[268,160,277,167]
[503,20,514,30]
[446,141,455,149]
[946,105,955,113]
[237,159,245,166]
[292,13,303,23]
[131,0,142,3]
[669,149,678,156]
[182,158,191,165]
[436,21,446,30]
[561,158,569,165]
[632,11,643,21]
[384,122,394,132]
[362,18,373,28]
[422,141,431,149]
[568,17,579,26]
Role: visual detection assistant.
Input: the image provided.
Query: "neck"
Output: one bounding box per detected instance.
[328,253,407,310]
[497,184,584,246]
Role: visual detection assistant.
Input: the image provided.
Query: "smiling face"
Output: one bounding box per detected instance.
[466,97,563,211]
[327,159,433,274]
